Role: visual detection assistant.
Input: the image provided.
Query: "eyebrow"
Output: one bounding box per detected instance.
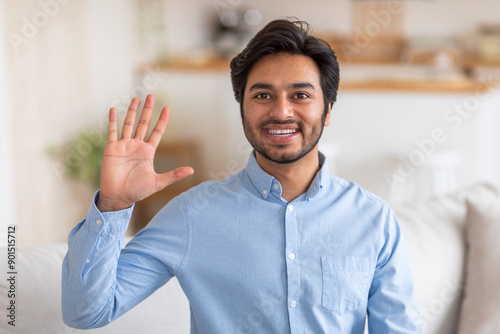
[248,82,316,91]
[289,82,315,90]
[248,83,273,91]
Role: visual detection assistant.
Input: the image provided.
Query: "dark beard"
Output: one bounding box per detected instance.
[243,118,325,164]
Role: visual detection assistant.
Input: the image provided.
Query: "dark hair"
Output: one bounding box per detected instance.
[230,19,340,117]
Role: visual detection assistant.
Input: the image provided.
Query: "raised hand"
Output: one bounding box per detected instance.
[97,94,194,212]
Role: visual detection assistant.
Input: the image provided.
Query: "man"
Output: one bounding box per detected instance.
[62,19,422,333]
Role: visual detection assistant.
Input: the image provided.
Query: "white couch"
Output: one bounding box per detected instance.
[1,183,499,334]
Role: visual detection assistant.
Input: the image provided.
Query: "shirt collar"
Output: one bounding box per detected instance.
[306,152,329,200]
[245,151,330,201]
[245,151,276,199]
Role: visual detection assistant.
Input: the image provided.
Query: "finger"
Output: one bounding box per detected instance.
[147,106,170,148]
[121,97,141,139]
[108,107,118,143]
[155,166,194,191]
[134,94,155,141]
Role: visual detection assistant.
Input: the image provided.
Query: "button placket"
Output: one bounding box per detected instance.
[284,203,300,313]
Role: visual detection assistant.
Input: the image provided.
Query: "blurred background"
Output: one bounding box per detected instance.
[1,0,500,247]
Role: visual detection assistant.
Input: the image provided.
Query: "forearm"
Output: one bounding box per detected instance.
[62,191,188,329]
[62,191,133,329]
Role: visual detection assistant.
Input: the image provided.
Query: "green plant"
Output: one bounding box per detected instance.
[49,128,106,188]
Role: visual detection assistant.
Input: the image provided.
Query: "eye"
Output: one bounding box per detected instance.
[293,92,309,99]
[254,92,272,100]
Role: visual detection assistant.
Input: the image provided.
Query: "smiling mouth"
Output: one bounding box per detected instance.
[266,129,299,137]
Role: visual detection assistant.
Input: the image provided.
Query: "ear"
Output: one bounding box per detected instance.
[324,103,332,126]
[240,102,245,124]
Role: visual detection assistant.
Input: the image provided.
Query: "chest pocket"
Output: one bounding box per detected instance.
[321,256,372,316]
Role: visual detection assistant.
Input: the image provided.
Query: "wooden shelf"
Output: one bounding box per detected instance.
[339,78,498,93]
[155,57,230,72]
[142,56,500,92]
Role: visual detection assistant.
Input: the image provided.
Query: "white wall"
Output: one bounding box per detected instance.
[83,0,138,116]
[0,1,15,247]
[4,0,139,247]
[404,0,500,38]
[324,89,500,202]
[162,0,500,53]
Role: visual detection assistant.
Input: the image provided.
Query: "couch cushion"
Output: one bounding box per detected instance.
[0,241,190,334]
[392,186,471,334]
[458,184,500,334]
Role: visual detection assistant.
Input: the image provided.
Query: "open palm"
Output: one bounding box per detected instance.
[97,95,194,212]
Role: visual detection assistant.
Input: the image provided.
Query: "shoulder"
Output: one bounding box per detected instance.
[174,170,246,208]
[184,170,244,195]
[328,173,393,215]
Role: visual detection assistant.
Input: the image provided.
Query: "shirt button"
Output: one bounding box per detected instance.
[290,300,297,308]
[288,205,294,212]
[288,252,296,260]
[96,219,103,226]
[262,189,268,196]
[85,259,90,264]
[273,184,279,190]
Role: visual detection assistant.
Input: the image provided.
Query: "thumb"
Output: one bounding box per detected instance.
[155,166,194,191]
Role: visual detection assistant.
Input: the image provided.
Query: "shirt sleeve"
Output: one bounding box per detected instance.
[367,206,423,333]
[61,191,189,329]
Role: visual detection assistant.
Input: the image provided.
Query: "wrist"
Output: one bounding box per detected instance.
[96,192,133,212]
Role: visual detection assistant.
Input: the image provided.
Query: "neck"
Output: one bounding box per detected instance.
[256,147,321,202]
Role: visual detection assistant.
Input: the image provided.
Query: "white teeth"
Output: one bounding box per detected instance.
[267,129,298,137]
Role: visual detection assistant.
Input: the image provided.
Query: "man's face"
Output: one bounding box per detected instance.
[242,53,330,164]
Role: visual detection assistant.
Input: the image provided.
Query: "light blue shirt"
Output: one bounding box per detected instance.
[62,152,422,333]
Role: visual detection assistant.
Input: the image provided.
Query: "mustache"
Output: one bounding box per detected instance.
[258,119,303,128]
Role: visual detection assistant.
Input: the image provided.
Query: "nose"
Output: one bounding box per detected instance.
[269,95,294,120]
